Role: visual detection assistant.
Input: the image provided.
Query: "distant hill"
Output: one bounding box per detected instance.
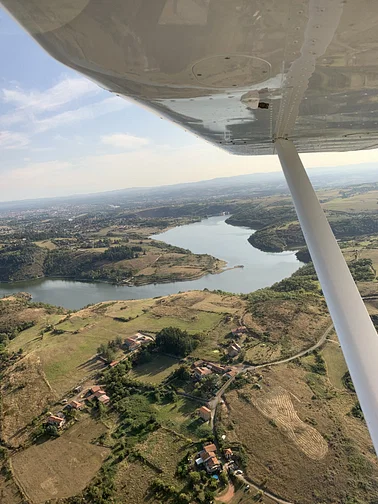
[1,163,378,212]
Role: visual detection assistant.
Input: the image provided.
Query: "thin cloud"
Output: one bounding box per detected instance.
[0,130,30,149]
[101,133,149,150]
[34,96,130,133]
[1,76,99,115]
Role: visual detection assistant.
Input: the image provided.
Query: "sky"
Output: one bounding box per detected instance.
[1,8,378,201]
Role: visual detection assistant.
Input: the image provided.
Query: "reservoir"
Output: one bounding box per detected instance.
[0,216,301,309]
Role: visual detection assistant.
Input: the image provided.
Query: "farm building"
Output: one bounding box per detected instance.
[194,366,212,380]
[69,400,83,410]
[47,415,65,428]
[125,332,154,350]
[228,342,241,357]
[199,405,211,422]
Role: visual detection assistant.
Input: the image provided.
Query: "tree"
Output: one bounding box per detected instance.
[204,489,215,502]
[174,365,191,381]
[178,493,190,503]
[155,327,199,357]
[219,471,228,486]
[196,374,219,398]
[189,471,201,486]
[45,424,59,437]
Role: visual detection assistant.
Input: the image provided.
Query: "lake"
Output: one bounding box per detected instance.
[0,216,301,309]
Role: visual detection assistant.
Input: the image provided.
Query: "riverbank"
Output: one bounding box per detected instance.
[0,217,301,309]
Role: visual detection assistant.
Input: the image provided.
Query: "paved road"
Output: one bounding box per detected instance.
[210,319,335,504]
[210,319,334,417]
[254,321,334,369]
[234,473,294,504]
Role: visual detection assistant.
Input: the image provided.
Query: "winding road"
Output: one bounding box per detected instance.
[212,319,335,504]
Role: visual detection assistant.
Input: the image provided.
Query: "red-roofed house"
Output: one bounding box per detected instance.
[47,415,65,428]
[203,443,217,453]
[198,443,222,473]
[94,390,106,398]
[90,386,101,394]
[231,326,247,337]
[206,456,221,473]
[224,448,233,460]
[98,394,110,405]
[199,406,211,422]
[194,366,212,380]
[69,400,83,410]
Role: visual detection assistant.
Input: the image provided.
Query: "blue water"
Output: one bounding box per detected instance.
[0,216,301,309]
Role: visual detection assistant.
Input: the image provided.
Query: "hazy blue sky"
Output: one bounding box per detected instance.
[1,7,378,201]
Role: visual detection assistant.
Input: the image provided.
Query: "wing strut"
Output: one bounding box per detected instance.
[275,138,378,453]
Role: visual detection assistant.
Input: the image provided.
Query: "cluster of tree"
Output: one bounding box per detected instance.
[226,202,296,229]
[155,327,200,357]
[151,471,219,503]
[249,224,304,252]
[97,336,123,362]
[271,276,319,293]
[169,365,191,382]
[0,242,142,283]
[295,248,312,263]
[194,374,220,399]
[311,350,327,375]
[43,249,100,277]
[0,243,46,281]
[351,401,364,420]
[343,371,355,392]
[250,213,378,253]
[348,258,375,281]
[102,245,142,261]
[0,320,35,341]
[294,258,376,284]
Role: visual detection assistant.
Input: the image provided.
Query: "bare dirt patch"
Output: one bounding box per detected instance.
[114,460,160,504]
[220,365,378,504]
[253,386,328,460]
[11,417,109,503]
[245,297,330,363]
[136,428,190,487]
[1,354,57,447]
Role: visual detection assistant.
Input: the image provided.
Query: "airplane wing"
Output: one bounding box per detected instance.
[2,0,378,453]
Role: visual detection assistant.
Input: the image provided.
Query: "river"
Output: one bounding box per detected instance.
[0,216,301,309]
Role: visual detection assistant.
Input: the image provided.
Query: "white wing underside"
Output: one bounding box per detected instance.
[2,0,378,154]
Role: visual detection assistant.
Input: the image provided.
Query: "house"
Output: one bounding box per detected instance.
[94,390,106,398]
[194,366,212,380]
[191,359,204,369]
[199,405,212,422]
[198,444,222,474]
[125,332,154,350]
[224,448,233,460]
[225,368,238,379]
[47,415,65,428]
[227,342,241,358]
[125,337,139,351]
[98,394,110,405]
[109,360,119,368]
[206,362,226,374]
[203,443,217,454]
[231,326,247,337]
[206,456,221,473]
[90,385,101,394]
[69,400,83,410]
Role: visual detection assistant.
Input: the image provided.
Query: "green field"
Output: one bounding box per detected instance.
[130,355,179,384]
[322,342,348,389]
[8,294,234,395]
